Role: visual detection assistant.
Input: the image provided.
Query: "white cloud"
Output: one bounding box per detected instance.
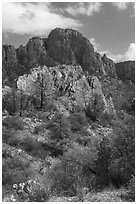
[2,2,81,35]
[100,43,135,62]
[89,37,99,51]
[65,2,102,16]
[112,2,130,10]
[89,37,135,62]
[123,43,135,61]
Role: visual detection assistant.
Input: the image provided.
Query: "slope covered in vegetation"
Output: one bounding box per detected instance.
[2,28,135,202]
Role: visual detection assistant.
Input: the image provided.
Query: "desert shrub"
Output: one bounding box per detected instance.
[41,141,64,157]
[49,145,98,196]
[85,94,104,122]
[76,135,91,146]
[124,176,135,201]
[109,118,135,187]
[2,116,24,130]
[70,112,87,132]
[95,137,112,189]
[2,88,18,115]
[19,137,46,158]
[2,156,31,186]
[3,126,21,147]
[3,167,31,187]
[121,98,135,115]
[2,127,15,143]
[24,111,36,118]
[47,113,71,140]
[33,123,47,134]
[99,111,115,127]
[8,136,20,147]
[36,111,49,121]
[109,157,134,188]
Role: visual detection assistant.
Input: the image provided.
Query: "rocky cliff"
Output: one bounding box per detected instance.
[115,61,135,83]
[3,28,117,79]
[2,44,17,64]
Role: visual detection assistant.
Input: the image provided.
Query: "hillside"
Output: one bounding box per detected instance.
[2,28,135,202]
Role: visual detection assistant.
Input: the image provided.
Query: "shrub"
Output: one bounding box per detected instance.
[2,89,17,115]
[95,137,112,189]
[33,123,47,134]
[109,157,134,188]
[85,94,104,122]
[108,118,135,188]
[47,113,71,140]
[36,111,49,121]
[2,127,15,143]
[125,176,135,201]
[41,141,64,157]
[2,156,31,186]
[70,112,87,132]
[19,137,44,157]
[49,145,98,196]
[3,116,24,130]
[99,111,114,126]
[24,111,37,118]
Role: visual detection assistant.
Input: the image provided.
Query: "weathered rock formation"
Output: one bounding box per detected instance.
[2,45,17,64]
[24,64,116,117]
[115,61,135,83]
[2,28,117,78]
[17,37,48,67]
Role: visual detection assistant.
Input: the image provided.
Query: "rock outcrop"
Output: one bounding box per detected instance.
[2,45,27,86]
[46,28,116,77]
[115,61,135,83]
[2,28,117,78]
[16,45,28,66]
[101,54,116,77]
[2,45,17,64]
[17,37,48,67]
[27,64,115,117]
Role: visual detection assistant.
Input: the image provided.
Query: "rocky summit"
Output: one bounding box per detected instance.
[3,28,117,79]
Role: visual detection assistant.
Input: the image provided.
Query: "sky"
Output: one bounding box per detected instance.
[2,2,135,62]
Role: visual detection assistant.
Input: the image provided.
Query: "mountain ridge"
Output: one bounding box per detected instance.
[3,28,117,78]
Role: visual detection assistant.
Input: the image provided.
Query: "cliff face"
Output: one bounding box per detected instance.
[115,61,135,83]
[3,28,135,82]
[2,45,17,64]
[17,37,47,67]
[2,28,116,78]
